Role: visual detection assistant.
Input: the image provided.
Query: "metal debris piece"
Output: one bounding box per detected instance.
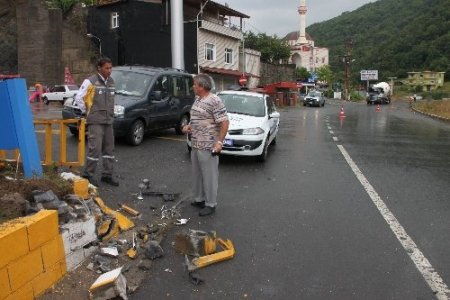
[137,183,145,200]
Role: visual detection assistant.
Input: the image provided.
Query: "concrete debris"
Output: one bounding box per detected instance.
[144,241,164,260]
[175,218,190,226]
[89,267,128,300]
[175,230,215,257]
[188,271,204,285]
[100,247,119,257]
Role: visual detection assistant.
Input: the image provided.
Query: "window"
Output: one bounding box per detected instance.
[205,43,215,61]
[225,48,233,64]
[111,12,119,29]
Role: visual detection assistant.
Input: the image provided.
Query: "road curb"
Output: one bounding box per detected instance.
[412,107,450,122]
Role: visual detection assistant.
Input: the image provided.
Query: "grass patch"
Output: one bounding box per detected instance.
[414,99,450,119]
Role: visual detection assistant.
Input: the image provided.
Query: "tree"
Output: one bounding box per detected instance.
[244,31,291,64]
[316,65,334,84]
[294,67,310,81]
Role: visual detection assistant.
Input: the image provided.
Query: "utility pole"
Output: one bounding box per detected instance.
[341,40,353,101]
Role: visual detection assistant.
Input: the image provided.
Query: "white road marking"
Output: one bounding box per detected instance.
[332,136,339,142]
[327,126,332,130]
[329,130,334,134]
[337,144,450,299]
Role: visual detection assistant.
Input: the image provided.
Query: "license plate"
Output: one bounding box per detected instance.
[223,139,233,146]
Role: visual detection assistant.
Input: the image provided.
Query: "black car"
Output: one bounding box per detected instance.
[62,66,195,146]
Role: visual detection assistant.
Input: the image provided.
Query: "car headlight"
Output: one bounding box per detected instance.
[114,105,125,118]
[242,127,264,135]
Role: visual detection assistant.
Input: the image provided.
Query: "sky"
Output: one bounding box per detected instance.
[218,0,377,37]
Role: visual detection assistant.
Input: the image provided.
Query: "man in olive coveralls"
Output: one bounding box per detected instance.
[75,57,119,187]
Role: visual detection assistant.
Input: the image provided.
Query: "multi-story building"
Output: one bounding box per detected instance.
[405,71,445,91]
[88,0,259,88]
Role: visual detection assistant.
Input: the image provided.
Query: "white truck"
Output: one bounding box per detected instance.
[367,82,391,105]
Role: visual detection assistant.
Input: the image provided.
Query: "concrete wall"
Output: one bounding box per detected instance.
[259,63,296,86]
[15,1,94,88]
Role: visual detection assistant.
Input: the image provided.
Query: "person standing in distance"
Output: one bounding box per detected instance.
[182,74,229,216]
[75,57,119,187]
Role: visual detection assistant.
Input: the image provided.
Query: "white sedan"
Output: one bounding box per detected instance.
[42,84,79,104]
[188,90,280,162]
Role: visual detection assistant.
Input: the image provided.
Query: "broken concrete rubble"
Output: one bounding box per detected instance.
[89,267,128,300]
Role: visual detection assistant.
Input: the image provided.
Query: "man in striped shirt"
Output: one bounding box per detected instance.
[182,74,229,216]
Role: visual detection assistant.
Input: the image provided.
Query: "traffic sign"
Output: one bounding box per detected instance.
[361,70,378,81]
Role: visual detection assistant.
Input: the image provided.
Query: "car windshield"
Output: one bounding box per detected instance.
[219,93,266,117]
[67,85,79,91]
[307,91,321,97]
[112,70,152,97]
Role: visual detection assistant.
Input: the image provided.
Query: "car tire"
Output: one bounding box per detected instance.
[256,136,269,162]
[69,127,79,136]
[303,103,306,106]
[43,97,49,105]
[127,119,145,146]
[175,114,190,135]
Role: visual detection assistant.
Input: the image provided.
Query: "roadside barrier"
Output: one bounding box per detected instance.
[0,118,86,168]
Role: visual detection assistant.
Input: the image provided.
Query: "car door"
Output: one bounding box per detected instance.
[149,75,173,129]
[266,96,279,137]
[167,75,185,126]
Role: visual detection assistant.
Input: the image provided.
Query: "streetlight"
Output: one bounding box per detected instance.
[87,33,102,57]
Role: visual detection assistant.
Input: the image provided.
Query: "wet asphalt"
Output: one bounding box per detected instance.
[32,99,450,299]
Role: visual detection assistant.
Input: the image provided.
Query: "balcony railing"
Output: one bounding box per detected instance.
[200,20,243,40]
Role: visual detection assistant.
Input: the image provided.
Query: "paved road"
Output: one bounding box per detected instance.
[33,99,450,299]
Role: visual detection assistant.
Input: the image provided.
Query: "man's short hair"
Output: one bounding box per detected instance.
[194,74,214,91]
[97,57,112,67]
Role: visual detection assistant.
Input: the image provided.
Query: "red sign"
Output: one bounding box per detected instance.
[238,75,247,86]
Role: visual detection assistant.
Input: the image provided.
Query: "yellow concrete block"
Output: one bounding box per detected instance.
[32,263,63,297]
[8,249,43,291]
[73,178,89,199]
[41,235,65,270]
[0,222,29,269]
[22,210,59,251]
[0,267,11,300]
[5,283,33,300]
[60,260,67,276]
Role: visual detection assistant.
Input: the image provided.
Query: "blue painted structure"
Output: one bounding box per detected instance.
[0,78,43,178]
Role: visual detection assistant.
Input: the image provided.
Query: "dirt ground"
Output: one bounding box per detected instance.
[0,163,73,223]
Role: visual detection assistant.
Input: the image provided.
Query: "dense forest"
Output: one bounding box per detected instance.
[307,0,449,82]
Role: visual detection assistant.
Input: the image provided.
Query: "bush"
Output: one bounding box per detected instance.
[324,89,334,98]
[350,90,365,101]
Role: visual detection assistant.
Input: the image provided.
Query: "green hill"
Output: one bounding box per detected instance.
[307,0,450,82]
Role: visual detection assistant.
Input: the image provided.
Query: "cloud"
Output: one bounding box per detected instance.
[218,0,376,37]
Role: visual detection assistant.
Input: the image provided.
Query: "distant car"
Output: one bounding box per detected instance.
[303,91,325,107]
[42,84,79,105]
[62,66,195,146]
[187,90,280,162]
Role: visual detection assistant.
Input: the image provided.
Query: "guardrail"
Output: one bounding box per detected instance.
[0,119,86,167]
